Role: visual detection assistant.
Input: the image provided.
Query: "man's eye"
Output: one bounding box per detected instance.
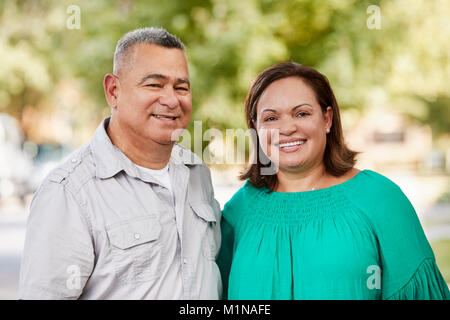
[175,87,189,91]
[145,83,162,88]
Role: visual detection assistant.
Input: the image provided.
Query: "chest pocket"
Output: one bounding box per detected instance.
[106,216,164,283]
[189,202,218,260]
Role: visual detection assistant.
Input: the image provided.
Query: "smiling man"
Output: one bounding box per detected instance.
[19,28,222,299]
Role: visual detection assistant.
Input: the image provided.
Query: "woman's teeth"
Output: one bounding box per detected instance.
[279,140,305,148]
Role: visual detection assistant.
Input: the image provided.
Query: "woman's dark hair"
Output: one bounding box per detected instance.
[240,62,358,190]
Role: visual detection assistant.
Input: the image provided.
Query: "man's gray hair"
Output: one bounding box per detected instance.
[113,27,185,74]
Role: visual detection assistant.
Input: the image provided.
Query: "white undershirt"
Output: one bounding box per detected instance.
[136,163,173,197]
[135,163,181,298]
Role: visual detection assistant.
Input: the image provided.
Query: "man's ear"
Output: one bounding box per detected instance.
[103,73,120,109]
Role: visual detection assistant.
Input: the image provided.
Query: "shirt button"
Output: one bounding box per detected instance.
[134,233,141,240]
[183,258,187,264]
[71,159,78,163]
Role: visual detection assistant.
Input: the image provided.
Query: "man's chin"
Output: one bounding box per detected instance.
[153,138,177,146]
[144,126,188,146]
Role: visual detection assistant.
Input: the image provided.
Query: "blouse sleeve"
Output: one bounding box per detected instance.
[216,184,248,300]
[386,258,449,300]
[217,216,234,300]
[359,171,449,300]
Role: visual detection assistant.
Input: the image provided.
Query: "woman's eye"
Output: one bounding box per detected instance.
[264,117,276,122]
[296,112,309,118]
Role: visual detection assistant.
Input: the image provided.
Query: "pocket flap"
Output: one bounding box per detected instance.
[189,202,217,223]
[107,216,161,249]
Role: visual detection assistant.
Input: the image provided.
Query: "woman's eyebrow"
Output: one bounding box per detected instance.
[260,107,278,114]
[292,103,313,111]
[260,103,312,115]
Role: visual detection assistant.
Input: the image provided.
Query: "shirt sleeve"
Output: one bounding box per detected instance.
[18,180,95,299]
[202,163,223,263]
[360,172,450,300]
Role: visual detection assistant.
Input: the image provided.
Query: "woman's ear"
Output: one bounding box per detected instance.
[251,118,258,131]
[324,106,333,132]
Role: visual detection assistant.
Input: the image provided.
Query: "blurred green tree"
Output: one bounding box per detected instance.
[0,0,448,147]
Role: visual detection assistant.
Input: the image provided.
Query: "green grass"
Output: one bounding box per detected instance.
[430,239,450,284]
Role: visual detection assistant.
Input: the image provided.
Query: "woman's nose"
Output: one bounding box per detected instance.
[278,118,297,136]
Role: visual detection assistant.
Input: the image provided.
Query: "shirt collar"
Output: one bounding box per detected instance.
[90,117,202,181]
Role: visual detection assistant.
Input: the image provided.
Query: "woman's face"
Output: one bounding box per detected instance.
[254,76,332,173]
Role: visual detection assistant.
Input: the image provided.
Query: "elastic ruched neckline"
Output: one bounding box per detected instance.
[243,170,366,224]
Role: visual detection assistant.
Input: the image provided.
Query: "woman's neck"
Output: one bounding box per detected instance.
[275,163,327,193]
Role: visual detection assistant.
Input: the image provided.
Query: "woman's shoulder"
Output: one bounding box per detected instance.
[347,169,404,196]
[223,180,259,209]
[222,180,264,223]
[347,169,417,223]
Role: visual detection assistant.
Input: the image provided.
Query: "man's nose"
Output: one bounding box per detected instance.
[158,87,179,109]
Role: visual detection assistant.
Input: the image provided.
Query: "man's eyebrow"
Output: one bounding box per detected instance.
[137,73,190,87]
[175,78,190,87]
[137,73,167,85]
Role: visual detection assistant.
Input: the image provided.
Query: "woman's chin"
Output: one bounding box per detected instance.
[278,160,307,172]
[276,153,305,167]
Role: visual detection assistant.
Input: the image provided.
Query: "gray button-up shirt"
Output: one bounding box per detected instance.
[18,118,222,299]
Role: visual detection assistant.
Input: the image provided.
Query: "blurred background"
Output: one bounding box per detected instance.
[0,0,449,299]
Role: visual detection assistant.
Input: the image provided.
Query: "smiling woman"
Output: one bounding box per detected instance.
[217,62,450,300]
[240,63,357,191]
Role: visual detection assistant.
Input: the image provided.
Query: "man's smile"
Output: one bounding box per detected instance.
[151,113,180,121]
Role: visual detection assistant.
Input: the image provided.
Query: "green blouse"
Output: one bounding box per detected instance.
[218,170,450,300]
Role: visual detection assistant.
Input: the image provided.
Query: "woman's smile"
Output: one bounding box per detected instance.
[276,138,307,153]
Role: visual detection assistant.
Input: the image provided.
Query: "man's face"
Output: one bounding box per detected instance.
[113,43,192,145]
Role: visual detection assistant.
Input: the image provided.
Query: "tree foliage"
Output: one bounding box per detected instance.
[0,0,449,144]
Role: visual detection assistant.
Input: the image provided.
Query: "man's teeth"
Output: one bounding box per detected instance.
[153,115,176,120]
[279,140,305,148]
